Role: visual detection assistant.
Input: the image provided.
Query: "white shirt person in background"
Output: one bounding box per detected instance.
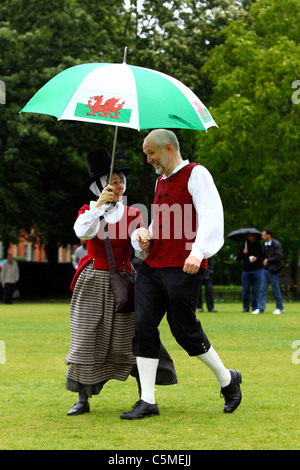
[1,253,19,304]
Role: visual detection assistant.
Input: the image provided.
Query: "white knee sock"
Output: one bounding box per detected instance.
[197,346,231,388]
[136,356,159,404]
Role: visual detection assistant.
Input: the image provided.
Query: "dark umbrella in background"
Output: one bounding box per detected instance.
[227,228,262,249]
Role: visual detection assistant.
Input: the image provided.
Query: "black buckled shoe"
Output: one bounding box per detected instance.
[220,370,242,413]
[67,400,90,416]
[120,400,159,420]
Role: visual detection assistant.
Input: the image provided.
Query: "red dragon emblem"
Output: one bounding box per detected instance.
[194,100,209,121]
[86,95,125,119]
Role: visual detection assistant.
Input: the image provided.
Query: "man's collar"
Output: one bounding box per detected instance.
[161,160,190,179]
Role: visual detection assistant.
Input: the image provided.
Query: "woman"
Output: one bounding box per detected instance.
[65,148,177,415]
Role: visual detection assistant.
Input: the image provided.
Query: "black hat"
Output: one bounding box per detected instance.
[81,147,131,192]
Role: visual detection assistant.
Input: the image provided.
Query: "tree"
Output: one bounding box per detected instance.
[0,0,128,255]
[193,0,300,278]
[0,0,256,263]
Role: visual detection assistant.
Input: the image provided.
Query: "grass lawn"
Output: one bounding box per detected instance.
[0,300,299,451]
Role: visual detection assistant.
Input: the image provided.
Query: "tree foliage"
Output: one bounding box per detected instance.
[0,0,254,252]
[194,0,300,264]
[1,0,298,275]
[0,0,128,251]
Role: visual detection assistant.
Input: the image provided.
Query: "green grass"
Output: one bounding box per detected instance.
[0,301,299,450]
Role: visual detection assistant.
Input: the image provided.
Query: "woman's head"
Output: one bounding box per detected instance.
[82,147,130,198]
[106,172,126,202]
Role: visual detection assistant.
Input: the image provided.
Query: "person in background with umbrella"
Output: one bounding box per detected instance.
[253,229,284,315]
[65,147,177,416]
[237,232,263,312]
[121,129,242,420]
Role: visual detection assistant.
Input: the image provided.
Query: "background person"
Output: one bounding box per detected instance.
[237,233,262,312]
[0,253,19,304]
[253,229,284,315]
[197,256,217,312]
[72,240,87,270]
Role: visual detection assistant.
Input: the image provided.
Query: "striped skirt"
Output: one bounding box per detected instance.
[65,261,135,395]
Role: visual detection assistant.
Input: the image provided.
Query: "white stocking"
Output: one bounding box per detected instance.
[197,346,231,388]
[136,356,159,404]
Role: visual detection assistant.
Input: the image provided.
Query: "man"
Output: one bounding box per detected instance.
[0,253,20,304]
[72,240,87,270]
[197,256,217,312]
[253,229,284,315]
[237,233,262,312]
[121,129,242,420]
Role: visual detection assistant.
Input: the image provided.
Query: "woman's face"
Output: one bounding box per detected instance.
[110,173,125,202]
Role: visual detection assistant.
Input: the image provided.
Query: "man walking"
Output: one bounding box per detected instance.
[121,129,242,420]
[253,229,284,315]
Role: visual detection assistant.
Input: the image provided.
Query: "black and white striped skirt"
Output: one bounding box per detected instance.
[65,261,135,395]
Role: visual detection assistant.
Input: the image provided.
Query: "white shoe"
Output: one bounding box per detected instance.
[252,309,263,314]
[273,309,283,314]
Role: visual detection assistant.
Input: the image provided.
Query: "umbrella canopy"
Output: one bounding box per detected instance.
[20,51,217,182]
[227,228,262,243]
[20,62,217,132]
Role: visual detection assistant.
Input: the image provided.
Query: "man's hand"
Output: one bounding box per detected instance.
[183,256,201,274]
[136,228,152,251]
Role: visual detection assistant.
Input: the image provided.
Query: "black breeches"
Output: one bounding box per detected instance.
[132,263,211,358]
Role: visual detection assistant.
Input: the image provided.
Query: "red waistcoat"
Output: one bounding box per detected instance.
[145,163,207,269]
[70,205,144,290]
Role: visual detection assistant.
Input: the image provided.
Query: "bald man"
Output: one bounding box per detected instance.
[121,130,242,420]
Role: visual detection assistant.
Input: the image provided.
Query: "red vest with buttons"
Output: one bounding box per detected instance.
[145,162,207,269]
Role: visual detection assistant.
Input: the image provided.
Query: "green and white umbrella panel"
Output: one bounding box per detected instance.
[21,63,217,132]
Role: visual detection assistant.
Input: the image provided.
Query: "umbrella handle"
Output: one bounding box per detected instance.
[123,46,127,63]
[109,126,119,185]
[108,45,127,184]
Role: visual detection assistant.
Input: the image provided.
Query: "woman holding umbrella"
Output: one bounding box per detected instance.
[65,147,177,415]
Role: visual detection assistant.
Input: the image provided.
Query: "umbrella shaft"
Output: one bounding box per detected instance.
[109,126,119,184]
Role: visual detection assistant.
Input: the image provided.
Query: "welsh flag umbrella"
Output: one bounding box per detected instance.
[21,49,217,180]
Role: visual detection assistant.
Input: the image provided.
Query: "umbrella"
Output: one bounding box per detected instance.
[20,48,217,182]
[227,228,262,244]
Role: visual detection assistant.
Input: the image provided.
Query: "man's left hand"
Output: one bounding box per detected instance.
[183,256,201,274]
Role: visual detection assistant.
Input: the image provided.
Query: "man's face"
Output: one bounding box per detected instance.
[143,136,169,175]
[261,231,268,241]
